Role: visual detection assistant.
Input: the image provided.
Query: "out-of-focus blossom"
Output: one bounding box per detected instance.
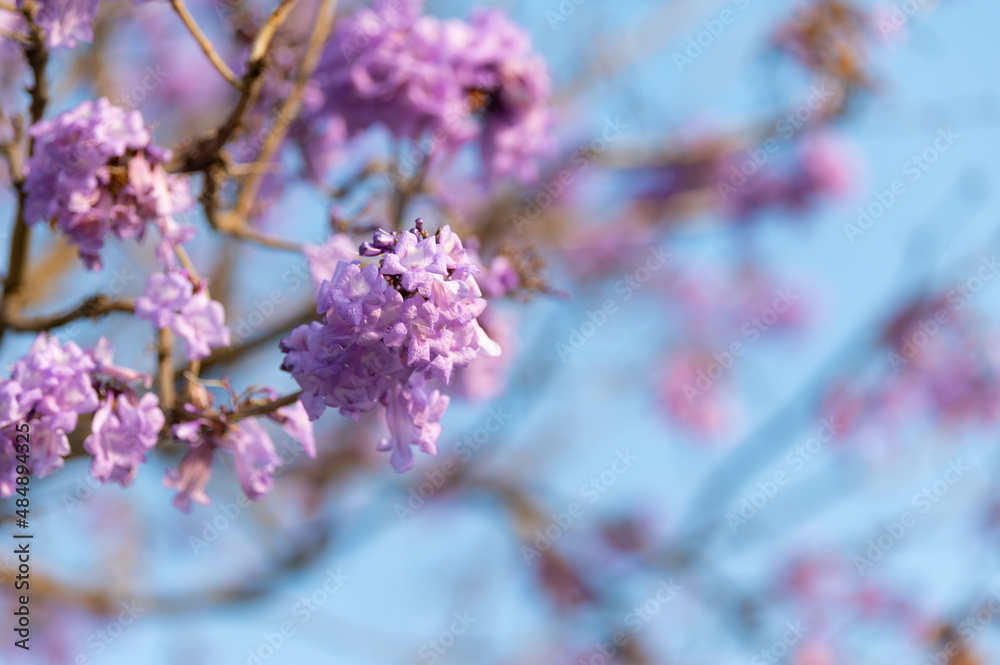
[452,307,517,402]
[23,98,193,270]
[0,335,161,494]
[304,233,362,295]
[136,271,231,360]
[820,299,1000,449]
[656,350,742,437]
[21,0,100,49]
[718,134,858,221]
[165,386,315,511]
[85,392,164,486]
[307,0,554,181]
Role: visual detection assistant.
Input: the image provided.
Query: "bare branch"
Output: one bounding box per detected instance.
[3,294,135,331]
[232,0,338,223]
[232,390,303,420]
[169,0,242,90]
[158,328,176,415]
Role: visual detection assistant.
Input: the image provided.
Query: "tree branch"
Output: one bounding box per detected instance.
[167,0,302,174]
[3,295,135,331]
[232,390,303,420]
[169,0,241,90]
[231,0,338,224]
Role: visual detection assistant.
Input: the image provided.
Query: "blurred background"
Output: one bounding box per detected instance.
[3,0,1000,663]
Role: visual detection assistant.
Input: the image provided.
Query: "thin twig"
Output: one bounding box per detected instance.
[158,328,175,416]
[201,167,304,251]
[167,0,302,174]
[3,295,135,331]
[0,2,48,349]
[232,0,338,223]
[0,29,30,45]
[232,390,303,420]
[169,0,241,90]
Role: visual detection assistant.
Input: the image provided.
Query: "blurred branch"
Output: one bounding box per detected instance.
[230,391,303,420]
[229,0,338,224]
[167,0,301,173]
[158,328,176,416]
[0,0,49,349]
[169,0,242,90]
[3,294,135,331]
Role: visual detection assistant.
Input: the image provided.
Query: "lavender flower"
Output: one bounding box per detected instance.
[84,392,164,486]
[309,0,553,181]
[24,98,193,270]
[304,233,359,295]
[136,271,231,360]
[281,220,500,471]
[165,387,316,511]
[0,334,162,494]
[21,0,100,50]
[377,375,449,472]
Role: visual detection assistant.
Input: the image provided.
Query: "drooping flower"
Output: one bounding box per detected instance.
[84,392,164,486]
[171,290,232,360]
[281,220,500,470]
[377,375,449,472]
[163,440,215,513]
[23,98,193,270]
[164,386,316,511]
[136,271,231,361]
[135,270,194,329]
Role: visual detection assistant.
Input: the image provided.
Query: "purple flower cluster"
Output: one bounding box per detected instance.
[165,386,315,512]
[281,220,500,472]
[311,0,554,181]
[720,134,856,220]
[0,335,163,495]
[24,98,194,270]
[19,0,100,49]
[136,271,232,360]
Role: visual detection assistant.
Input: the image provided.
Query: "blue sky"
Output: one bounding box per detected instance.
[6,0,1000,663]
